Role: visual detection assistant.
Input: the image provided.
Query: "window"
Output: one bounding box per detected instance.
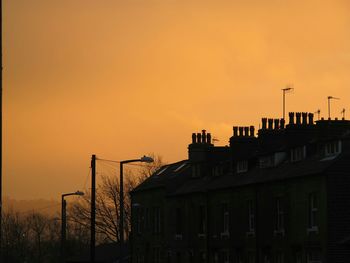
[307,250,322,263]
[198,205,206,235]
[308,193,318,233]
[174,162,187,172]
[276,252,284,263]
[176,251,181,263]
[221,203,229,236]
[136,249,144,263]
[199,252,206,263]
[213,165,224,176]
[295,251,302,263]
[220,250,229,263]
[152,206,161,234]
[156,166,168,175]
[248,252,255,263]
[274,198,285,235]
[237,160,248,173]
[291,146,306,162]
[259,155,274,168]
[153,247,161,263]
[247,200,255,234]
[325,140,341,156]
[175,207,183,239]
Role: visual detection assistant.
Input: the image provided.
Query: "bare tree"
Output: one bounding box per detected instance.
[69,154,164,243]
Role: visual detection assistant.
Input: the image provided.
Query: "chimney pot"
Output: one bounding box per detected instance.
[202,130,207,143]
[302,112,308,125]
[289,112,295,125]
[239,127,244,137]
[207,133,212,144]
[274,119,280,130]
[233,126,238,137]
[296,112,301,125]
[262,118,267,130]
[308,113,314,125]
[197,133,202,143]
[249,126,255,137]
[268,118,273,130]
[280,119,285,129]
[192,133,196,144]
[244,127,249,137]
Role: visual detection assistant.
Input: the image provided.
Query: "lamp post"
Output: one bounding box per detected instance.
[61,191,84,263]
[119,156,153,262]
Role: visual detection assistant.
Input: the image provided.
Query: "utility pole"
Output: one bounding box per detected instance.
[327,96,340,119]
[0,0,3,258]
[282,85,293,120]
[91,155,96,263]
[120,162,124,262]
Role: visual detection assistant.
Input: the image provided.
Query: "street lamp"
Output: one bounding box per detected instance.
[61,191,84,263]
[119,156,153,262]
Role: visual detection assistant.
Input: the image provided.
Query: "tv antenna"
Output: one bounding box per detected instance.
[314,109,321,120]
[341,108,346,119]
[281,85,294,120]
[212,137,220,143]
[327,96,340,119]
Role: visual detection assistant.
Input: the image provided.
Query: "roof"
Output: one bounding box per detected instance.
[132,151,348,198]
[131,119,350,197]
[131,160,191,194]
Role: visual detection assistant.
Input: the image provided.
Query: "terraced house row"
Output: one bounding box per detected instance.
[130,112,350,263]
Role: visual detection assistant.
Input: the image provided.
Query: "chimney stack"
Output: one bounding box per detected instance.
[289,112,295,125]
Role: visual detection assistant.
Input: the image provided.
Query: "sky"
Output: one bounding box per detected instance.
[4,0,350,200]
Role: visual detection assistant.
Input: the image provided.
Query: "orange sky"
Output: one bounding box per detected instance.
[4,0,350,200]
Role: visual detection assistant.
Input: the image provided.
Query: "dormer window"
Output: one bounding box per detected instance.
[325,140,341,156]
[237,160,248,173]
[291,146,306,162]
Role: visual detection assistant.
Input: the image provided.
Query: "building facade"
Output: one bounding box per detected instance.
[131,112,350,263]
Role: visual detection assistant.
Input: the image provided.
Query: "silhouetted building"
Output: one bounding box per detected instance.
[131,113,350,263]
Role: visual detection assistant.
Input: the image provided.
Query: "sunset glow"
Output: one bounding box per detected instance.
[4,0,350,200]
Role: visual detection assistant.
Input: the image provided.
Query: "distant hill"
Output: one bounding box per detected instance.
[3,196,60,217]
